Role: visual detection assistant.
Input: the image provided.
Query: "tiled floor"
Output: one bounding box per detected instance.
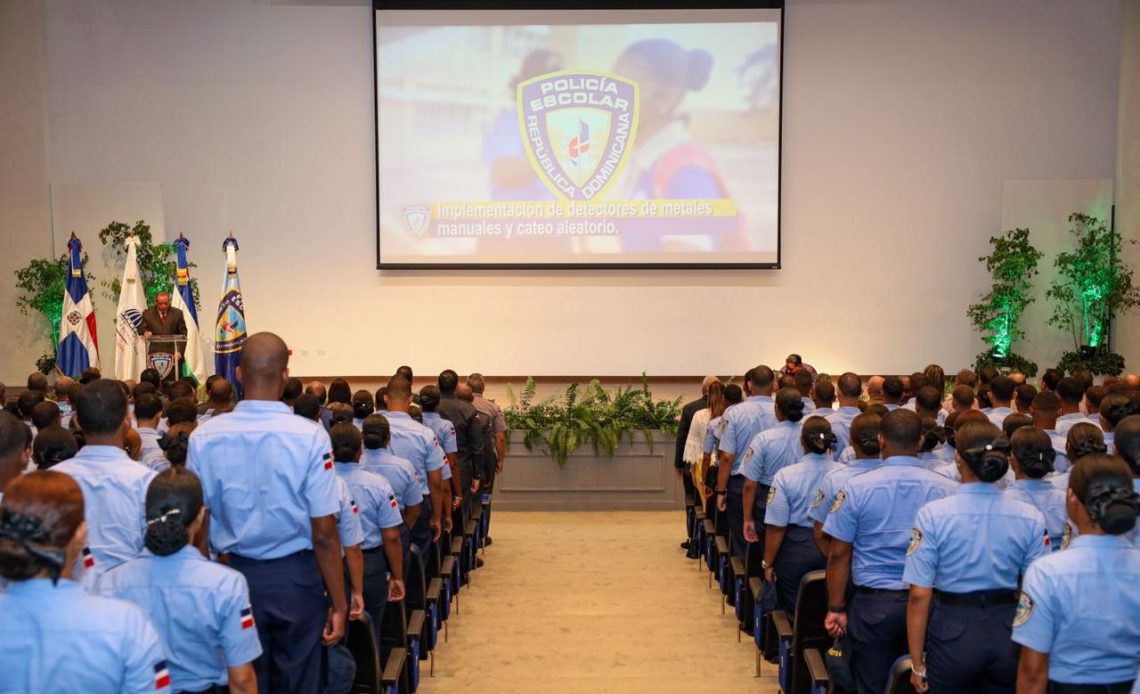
[418,511,779,693]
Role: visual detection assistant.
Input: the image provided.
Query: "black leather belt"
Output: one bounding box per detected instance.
[935,589,1017,608]
[1048,680,1135,694]
[854,585,907,597]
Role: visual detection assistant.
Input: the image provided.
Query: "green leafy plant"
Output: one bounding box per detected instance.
[1057,350,1125,378]
[967,227,1042,376]
[1046,213,1140,351]
[504,374,682,466]
[973,351,1039,378]
[98,220,200,309]
[13,252,95,373]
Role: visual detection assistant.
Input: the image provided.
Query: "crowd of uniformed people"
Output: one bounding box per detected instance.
[676,358,1140,694]
[0,332,508,693]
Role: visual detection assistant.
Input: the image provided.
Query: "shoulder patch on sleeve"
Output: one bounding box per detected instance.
[810,488,825,508]
[1013,591,1034,628]
[906,528,923,555]
[829,488,846,513]
[323,450,333,470]
[766,485,777,505]
[1061,522,1072,550]
[741,447,754,466]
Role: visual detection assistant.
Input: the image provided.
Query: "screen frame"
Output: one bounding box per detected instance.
[373,0,785,270]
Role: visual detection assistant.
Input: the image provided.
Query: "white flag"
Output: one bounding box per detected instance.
[113,237,147,381]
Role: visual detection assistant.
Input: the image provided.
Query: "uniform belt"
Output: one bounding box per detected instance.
[361,545,385,555]
[1048,680,1134,694]
[935,589,1017,607]
[854,585,907,597]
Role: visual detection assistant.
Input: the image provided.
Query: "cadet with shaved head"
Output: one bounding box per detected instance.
[188,332,346,692]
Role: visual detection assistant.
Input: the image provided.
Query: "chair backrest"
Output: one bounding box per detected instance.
[745,542,764,578]
[789,571,830,694]
[885,655,917,694]
[406,544,427,612]
[378,590,408,652]
[346,612,381,694]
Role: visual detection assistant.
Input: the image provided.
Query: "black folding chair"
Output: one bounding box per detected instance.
[347,611,404,694]
[772,570,828,694]
[884,655,917,694]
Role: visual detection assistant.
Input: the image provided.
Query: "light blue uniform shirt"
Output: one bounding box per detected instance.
[53,445,156,575]
[825,407,861,461]
[422,412,458,456]
[808,458,881,526]
[741,420,803,486]
[360,447,424,511]
[335,462,405,550]
[385,411,446,495]
[837,445,857,465]
[903,484,1050,592]
[823,456,959,589]
[0,578,170,693]
[1055,412,1101,436]
[95,546,262,692]
[1044,430,1072,473]
[137,427,168,472]
[766,453,842,528]
[335,476,365,549]
[1005,479,1071,550]
[719,395,777,475]
[1013,534,1140,684]
[987,406,1015,428]
[188,400,340,560]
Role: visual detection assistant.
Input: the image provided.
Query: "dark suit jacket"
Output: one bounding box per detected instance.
[139,306,187,355]
[674,396,708,469]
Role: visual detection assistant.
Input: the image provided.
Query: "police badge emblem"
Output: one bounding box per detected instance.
[829,489,846,513]
[1013,591,1034,627]
[517,71,639,200]
[149,352,175,380]
[766,485,777,506]
[401,205,430,238]
[906,528,923,555]
[810,489,825,508]
[1061,522,1072,549]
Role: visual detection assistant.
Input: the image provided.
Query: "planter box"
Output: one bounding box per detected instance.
[492,430,684,511]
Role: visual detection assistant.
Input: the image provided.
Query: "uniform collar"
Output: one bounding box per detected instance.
[422,412,440,420]
[386,411,412,420]
[850,458,880,470]
[74,444,135,464]
[1057,412,1084,421]
[800,452,832,464]
[837,406,861,414]
[1068,534,1134,550]
[882,455,924,468]
[334,460,361,469]
[5,577,84,596]
[235,400,291,414]
[774,420,798,429]
[140,545,203,562]
[1012,478,1054,489]
[956,482,1002,494]
[747,395,773,403]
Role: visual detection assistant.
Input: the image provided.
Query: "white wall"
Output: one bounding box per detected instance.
[1116,0,1140,368]
[1,0,1124,383]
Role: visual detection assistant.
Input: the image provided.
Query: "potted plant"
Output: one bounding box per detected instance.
[99,220,200,306]
[1046,213,1140,376]
[967,227,1043,376]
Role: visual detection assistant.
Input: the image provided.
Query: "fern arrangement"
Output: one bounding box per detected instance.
[504,375,682,466]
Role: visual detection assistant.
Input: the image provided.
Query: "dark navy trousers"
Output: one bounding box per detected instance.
[410,496,433,557]
[229,550,327,694]
[926,599,1018,693]
[848,590,908,694]
[773,525,825,615]
[360,547,390,641]
[727,475,747,558]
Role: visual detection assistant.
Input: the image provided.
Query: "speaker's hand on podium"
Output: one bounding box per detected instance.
[144,330,153,338]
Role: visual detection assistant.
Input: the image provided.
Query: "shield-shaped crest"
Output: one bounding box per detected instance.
[517,70,639,200]
[149,351,175,379]
[402,205,430,237]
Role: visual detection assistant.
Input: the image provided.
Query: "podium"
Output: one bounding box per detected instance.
[142,334,187,383]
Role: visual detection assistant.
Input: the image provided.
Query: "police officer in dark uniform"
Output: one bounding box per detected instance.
[435,370,484,522]
[188,332,346,693]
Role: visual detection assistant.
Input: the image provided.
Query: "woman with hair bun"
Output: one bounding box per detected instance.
[32,426,78,470]
[95,467,260,694]
[1005,427,1071,550]
[1098,393,1137,453]
[1013,454,1140,693]
[760,416,841,613]
[360,414,424,555]
[903,422,1051,693]
[741,387,807,557]
[1050,422,1109,491]
[351,390,375,430]
[809,412,883,557]
[0,471,170,693]
[156,422,194,470]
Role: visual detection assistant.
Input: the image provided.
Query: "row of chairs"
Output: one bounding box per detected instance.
[347,495,493,693]
[683,495,916,694]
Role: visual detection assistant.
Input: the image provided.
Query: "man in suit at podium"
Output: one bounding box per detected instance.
[138,291,187,384]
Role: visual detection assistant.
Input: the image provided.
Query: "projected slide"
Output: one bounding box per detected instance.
[374,6,783,268]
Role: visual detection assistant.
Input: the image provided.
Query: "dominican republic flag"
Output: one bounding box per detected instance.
[240,606,255,630]
[172,234,207,385]
[153,661,171,690]
[323,451,334,471]
[56,234,100,377]
[214,235,247,396]
[113,237,147,381]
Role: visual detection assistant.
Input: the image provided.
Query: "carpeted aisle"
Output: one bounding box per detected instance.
[418,511,779,693]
